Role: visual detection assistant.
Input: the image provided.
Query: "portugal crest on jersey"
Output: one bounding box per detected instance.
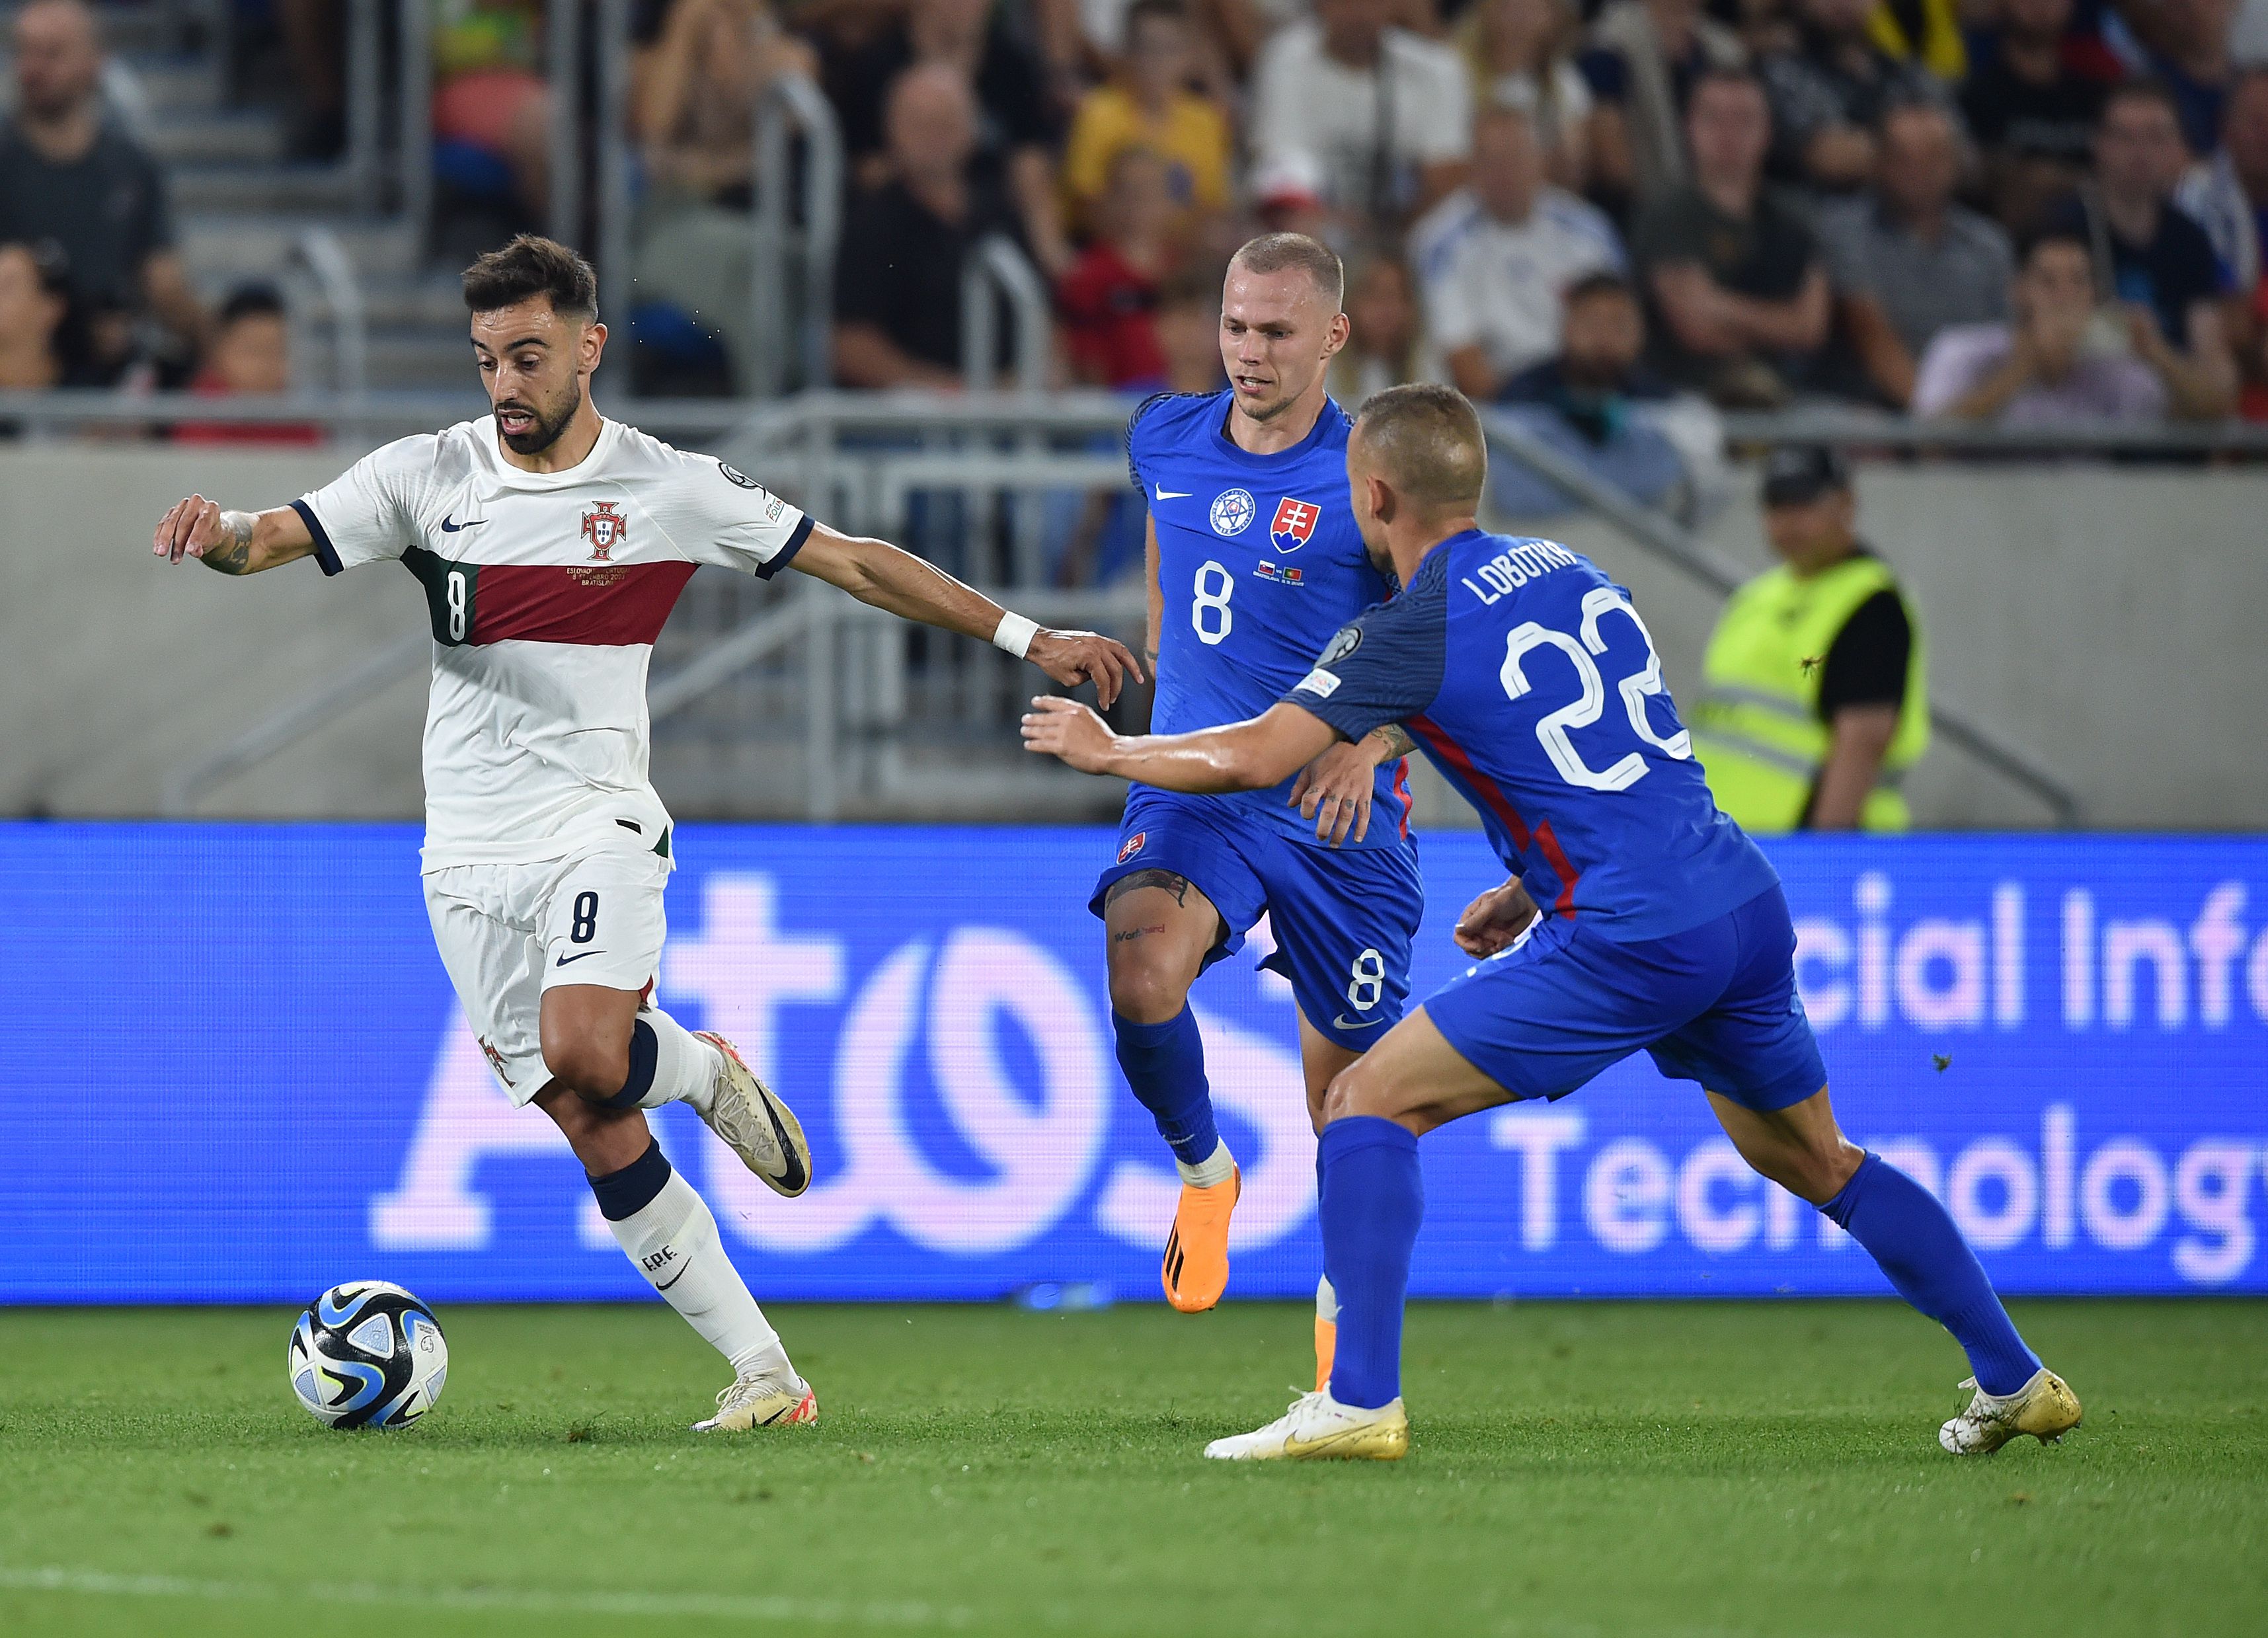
[580,500,628,561]
[1269,496,1321,553]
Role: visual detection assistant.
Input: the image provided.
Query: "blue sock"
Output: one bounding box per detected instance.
[1822,1151,2042,1396]
[1318,1116,1423,1410]
[1112,1007,1220,1168]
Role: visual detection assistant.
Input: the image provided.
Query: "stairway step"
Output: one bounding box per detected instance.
[180,214,425,282]
[366,327,483,389]
[362,274,475,330]
[119,55,225,114]
[147,110,287,167]
[173,163,367,214]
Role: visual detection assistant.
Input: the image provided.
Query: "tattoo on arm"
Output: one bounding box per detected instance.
[1368,723,1417,760]
[200,512,258,576]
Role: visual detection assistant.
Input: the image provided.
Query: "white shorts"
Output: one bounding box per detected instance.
[423,845,672,1105]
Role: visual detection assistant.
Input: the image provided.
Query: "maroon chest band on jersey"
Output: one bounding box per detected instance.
[467,560,698,646]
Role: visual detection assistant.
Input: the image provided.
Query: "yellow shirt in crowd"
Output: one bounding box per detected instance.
[1060,85,1232,232]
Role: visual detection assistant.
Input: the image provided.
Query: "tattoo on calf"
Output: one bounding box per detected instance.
[1105,869,1193,908]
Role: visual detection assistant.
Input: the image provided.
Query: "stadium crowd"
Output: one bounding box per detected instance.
[7,0,2268,459]
[598,0,2268,436]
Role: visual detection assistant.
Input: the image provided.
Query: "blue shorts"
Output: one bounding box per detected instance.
[1090,788,1423,1050]
[1424,884,1827,1112]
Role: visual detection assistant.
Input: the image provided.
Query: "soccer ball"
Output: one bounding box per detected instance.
[288,1281,449,1430]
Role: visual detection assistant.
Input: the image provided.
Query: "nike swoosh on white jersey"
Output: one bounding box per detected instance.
[1155,485,1192,500]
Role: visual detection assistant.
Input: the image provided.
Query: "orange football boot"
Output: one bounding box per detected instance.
[1313,1314,1337,1393]
[1161,1167,1240,1312]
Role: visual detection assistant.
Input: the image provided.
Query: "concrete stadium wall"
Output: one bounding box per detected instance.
[1,444,2261,828]
[1542,461,2268,830]
[1,445,430,819]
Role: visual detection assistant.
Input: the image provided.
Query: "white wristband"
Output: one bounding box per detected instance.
[992,611,1040,658]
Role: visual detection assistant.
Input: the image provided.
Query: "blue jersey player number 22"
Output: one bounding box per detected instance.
[1028,383,2084,1468]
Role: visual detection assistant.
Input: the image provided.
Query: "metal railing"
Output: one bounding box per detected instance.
[962,236,1051,395]
[289,226,368,397]
[545,0,583,249]
[344,0,384,213]
[750,74,845,397]
[73,390,2168,826]
[395,0,432,240]
[1719,407,2268,454]
[595,0,637,334]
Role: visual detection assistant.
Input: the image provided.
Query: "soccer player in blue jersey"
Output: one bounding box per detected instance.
[1101,234,1434,1366]
[1028,384,2081,1462]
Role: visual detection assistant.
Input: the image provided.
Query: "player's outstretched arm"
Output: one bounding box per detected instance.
[1021,695,1337,792]
[1287,722,1417,847]
[152,495,317,574]
[791,523,1144,707]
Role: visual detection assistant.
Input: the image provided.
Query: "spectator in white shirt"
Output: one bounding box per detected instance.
[1249,0,1473,227]
[1411,104,1627,402]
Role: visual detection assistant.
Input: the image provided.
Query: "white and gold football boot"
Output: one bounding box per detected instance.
[693,1371,819,1432]
[1938,1368,2082,1454]
[1203,1388,1409,1462]
[692,1031,812,1198]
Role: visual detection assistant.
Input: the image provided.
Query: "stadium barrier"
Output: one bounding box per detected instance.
[8,824,2264,1304]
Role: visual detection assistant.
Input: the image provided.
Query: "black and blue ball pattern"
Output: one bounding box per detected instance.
[288,1281,449,1430]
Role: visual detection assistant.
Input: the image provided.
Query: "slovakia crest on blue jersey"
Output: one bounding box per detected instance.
[1210,488,1257,537]
[1269,496,1321,553]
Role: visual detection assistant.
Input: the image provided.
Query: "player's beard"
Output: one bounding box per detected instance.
[494,381,582,456]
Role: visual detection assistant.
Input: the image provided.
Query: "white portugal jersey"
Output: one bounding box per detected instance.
[294,416,810,871]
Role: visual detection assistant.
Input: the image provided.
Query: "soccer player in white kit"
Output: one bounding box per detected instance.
[152,236,1140,1430]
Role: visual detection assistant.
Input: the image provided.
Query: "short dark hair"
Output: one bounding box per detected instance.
[1124,0,1187,45]
[1354,383,1487,513]
[1689,64,1765,104]
[1230,232,1345,312]
[218,282,287,328]
[2017,224,2093,267]
[2102,77,2183,128]
[462,235,598,321]
[1563,270,1635,309]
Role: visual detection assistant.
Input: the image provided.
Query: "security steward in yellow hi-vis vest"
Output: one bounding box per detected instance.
[1692,446,1928,832]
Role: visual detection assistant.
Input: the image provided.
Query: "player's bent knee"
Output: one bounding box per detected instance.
[539,1023,632,1101]
[1741,1134,1862,1205]
[1319,1060,1405,1127]
[1106,962,1192,1025]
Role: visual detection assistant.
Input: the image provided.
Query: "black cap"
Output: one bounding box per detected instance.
[1760,444,1851,507]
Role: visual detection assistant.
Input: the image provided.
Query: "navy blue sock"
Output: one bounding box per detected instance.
[1318,1116,1423,1410]
[1112,1007,1220,1168]
[587,1139,673,1220]
[587,1019,660,1111]
[1822,1151,2042,1396]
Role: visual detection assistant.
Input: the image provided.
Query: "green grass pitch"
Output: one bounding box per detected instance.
[2,1300,2262,1638]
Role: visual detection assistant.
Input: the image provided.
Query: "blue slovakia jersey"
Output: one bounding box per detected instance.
[1286,529,1780,941]
[1128,390,1409,847]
